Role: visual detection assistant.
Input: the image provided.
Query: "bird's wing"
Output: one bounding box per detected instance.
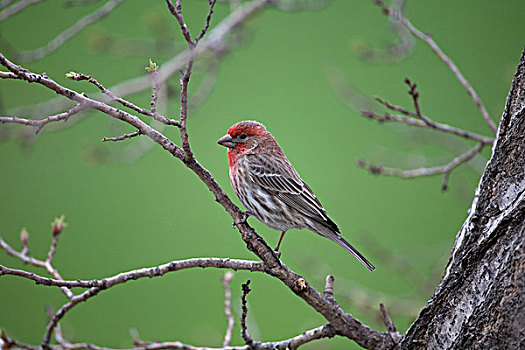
[245,153,338,231]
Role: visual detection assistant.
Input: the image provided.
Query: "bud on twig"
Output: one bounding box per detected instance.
[51,215,67,236]
[65,71,79,80]
[145,59,159,73]
[20,228,29,255]
[20,228,28,245]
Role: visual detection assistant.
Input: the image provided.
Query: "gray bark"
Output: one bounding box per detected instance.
[398,47,525,349]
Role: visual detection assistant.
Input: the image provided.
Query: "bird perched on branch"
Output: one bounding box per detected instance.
[218,121,375,271]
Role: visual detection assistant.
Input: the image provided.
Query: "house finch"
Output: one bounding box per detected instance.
[218,121,375,271]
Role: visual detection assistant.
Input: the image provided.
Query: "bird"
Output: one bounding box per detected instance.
[217,120,375,271]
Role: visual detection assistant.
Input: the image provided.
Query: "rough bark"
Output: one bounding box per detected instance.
[398,47,525,349]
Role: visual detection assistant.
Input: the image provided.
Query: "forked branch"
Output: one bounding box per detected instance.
[373,0,497,133]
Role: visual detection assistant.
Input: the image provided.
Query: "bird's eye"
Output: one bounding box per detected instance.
[240,134,247,139]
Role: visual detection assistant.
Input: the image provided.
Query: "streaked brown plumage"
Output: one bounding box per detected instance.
[218,121,375,271]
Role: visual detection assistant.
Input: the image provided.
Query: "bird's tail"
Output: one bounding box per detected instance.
[328,232,375,271]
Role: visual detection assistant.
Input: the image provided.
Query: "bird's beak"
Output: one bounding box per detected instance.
[217,134,236,148]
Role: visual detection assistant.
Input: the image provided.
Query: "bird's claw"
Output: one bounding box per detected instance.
[232,211,252,228]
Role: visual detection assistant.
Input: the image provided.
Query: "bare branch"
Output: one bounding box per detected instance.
[15,0,126,63]
[133,324,338,350]
[164,0,217,158]
[275,324,336,350]
[379,303,396,333]
[373,0,497,134]
[331,71,494,146]
[43,287,103,346]
[0,103,88,134]
[67,71,180,127]
[195,0,218,43]
[368,88,494,144]
[357,142,486,191]
[102,130,141,142]
[221,272,235,347]
[0,257,266,289]
[148,62,160,115]
[2,323,338,349]
[0,0,45,22]
[240,280,253,346]
[165,0,193,44]
[0,220,74,300]
[0,53,187,161]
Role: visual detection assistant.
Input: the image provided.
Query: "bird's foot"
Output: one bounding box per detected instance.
[273,250,282,259]
[232,211,253,228]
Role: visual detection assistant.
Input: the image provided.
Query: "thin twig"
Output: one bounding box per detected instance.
[165,0,192,44]
[15,0,126,62]
[240,280,253,346]
[221,272,235,347]
[373,0,497,133]
[67,71,180,126]
[149,69,160,115]
[371,96,494,144]
[0,257,266,289]
[379,303,396,333]
[0,224,74,300]
[0,103,88,134]
[43,287,103,347]
[195,0,217,43]
[102,130,141,142]
[164,0,216,158]
[405,78,423,119]
[2,323,338,350]
[357,142,485,191]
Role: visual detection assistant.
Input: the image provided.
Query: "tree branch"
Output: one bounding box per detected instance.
[369,95,494,144]
[0,103,88,134]
[66,71,180,127]
[0,256,267,289]
[372,0,497,133]
[240,279,253,346]
[357,142,485,191]
[0,220,74,300]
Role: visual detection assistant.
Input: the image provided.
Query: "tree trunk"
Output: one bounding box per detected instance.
[398,47,525,349]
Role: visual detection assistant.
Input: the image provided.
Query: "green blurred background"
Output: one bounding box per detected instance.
[0,0,523,348]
